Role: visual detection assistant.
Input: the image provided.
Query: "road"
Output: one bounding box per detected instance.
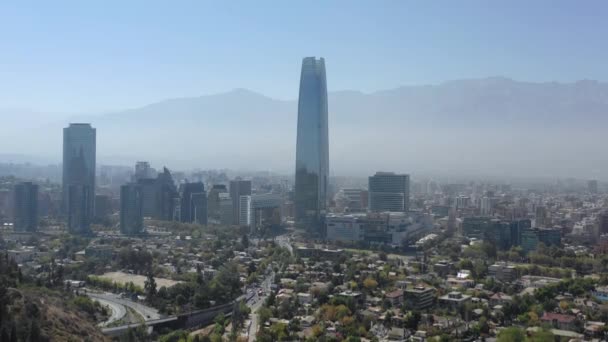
[94,297,127,327]
[247,271,274,342]
[86,291,162,322]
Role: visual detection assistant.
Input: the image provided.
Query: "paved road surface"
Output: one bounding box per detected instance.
[247,271,274,342]
[87,291,161,322]
[94,297,127,327]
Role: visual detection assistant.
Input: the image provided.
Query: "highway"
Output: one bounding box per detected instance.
[94,297,127,327]
[87,291,162,322]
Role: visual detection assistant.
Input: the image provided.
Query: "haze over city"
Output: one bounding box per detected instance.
[1,1,608,179]
[2,2,608,342]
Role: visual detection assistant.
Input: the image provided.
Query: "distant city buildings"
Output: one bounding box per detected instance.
[134,161,156,181]
[368,172,410,213]
[230,179,251,225]
[120,183,143,235]
[326,212,433,246]
[295,57,329,235]
[13,182,38,232]
[62,123,96,235]
[207,184,228,221]
[239,195,252,227]
[180,182,207,225]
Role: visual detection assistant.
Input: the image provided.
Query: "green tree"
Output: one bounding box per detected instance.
[497,327,525,342]
[144,271,157,302]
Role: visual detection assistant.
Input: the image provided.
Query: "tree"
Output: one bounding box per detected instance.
[363,277,378,291]
[241,235,249,249]
[144,271,157,302]
[497,327,525,342]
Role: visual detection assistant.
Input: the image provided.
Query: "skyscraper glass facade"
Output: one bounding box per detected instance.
[295,57,329,234]
[62,123,96,234]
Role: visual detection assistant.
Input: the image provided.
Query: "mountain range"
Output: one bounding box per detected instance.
[1,77,608,179]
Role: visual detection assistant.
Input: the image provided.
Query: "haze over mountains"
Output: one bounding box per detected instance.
[2,77,608,179]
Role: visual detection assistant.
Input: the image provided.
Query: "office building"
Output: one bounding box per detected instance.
[404,286,436,311]
[219,193,233,225]
[191,192,208,225]
[207,184,228,220]
[230,179,251,225]
[239,195,252,226]
[251,194,282,230]
[156,167,179,221]
[180,182,206,224]
[521,228,561,253]
[13,182,38,232]
[137,178,157,217]
[295,57,329,234]
[134,161,156,181]
[368,172,410,212]
[67,184,93,234]
[326,214,362,242]
[120,183,143,235]
[62,123,96,234]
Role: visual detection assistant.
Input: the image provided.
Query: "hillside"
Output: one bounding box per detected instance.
[0,255,108,342]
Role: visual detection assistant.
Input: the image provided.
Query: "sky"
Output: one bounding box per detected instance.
[0,1,607,113]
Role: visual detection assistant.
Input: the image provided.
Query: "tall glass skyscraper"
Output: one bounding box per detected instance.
[62,123,96,235]
[295,57,329,234]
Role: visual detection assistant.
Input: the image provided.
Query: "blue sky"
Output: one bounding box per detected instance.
[0,0,606,113]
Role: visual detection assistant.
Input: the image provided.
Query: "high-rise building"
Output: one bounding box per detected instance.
[219,193,233,225]
[156,167,179,221]
[207,184,228,221]
[251,194,282,231]
[180,182,206,224]
[588,180,599,194]
[120,183,144,235]
[295,57,329,234]
[13,182,38,232]
[239,195,252,227]
[62,123,96,234]
[137,178,157,217]
[67,184,93,234]
[230,179,251,225]
[191,192,208,225]
[368,172,410,212]
[134,161,156,181]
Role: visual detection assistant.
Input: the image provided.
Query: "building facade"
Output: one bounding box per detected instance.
[180,182,206,224]
[120,183,143,235]
[295,57,329,235]
[368,172,410,213]
[230,179,252,225]
[62,123,96,234]
[13,182,38,232]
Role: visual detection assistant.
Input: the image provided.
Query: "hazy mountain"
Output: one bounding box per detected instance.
[2,77,608,178]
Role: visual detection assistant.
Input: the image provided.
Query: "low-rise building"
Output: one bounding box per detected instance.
[439,291,472,310]
[404,286,436,311]
[385,289,404,307]
[488,262,518,282]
